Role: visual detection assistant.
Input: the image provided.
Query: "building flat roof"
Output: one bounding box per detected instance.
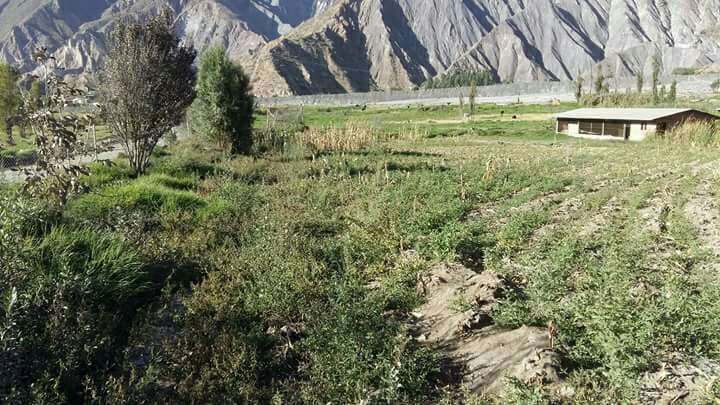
[556,108,700,122]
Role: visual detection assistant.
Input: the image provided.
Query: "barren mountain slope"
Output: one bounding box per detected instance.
[0,0,331,76]
[250,0,720,95]
[441,0,720,83]
[246,0,527,96]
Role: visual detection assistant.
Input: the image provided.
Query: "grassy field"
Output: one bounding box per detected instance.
[3,102,720,403]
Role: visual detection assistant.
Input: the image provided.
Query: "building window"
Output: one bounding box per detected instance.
[579,121,602,135]
[558,120,569,133]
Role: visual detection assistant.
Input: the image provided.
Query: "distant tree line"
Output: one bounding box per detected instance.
[424,69,497,89]
[575,56,678,107]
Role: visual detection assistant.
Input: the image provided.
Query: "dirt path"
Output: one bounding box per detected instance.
[685,167,720,257]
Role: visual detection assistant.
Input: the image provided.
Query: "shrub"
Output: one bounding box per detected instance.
[32,228,150,306]
[65,174,205,224]
[191,46,255,154]
[301,123,381,155]
[673,67,700,75]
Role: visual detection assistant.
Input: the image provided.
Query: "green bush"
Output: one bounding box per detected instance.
[32,228,150,306]
[673,67,700,75]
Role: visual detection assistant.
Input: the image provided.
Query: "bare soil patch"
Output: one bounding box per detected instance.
[413,263,559,395]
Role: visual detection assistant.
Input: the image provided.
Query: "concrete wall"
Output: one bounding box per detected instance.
[258,73,720,107]
[259,81,574,106]
[629,123,651,141]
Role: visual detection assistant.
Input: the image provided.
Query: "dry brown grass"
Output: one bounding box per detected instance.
[652,120,720,147]
[299,123,381,154]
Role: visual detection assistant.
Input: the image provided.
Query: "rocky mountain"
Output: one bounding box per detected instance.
[0,0,719,96]
[247,0,720,96]
[0,0,331,78]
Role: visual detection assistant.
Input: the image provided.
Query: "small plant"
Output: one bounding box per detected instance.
[652,120,719,146]
[22,48,89,206]
[711,79,720,93]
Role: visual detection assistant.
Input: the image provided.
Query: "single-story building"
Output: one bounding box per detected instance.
[555,108,718,141]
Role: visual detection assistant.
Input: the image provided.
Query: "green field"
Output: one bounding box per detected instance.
[3,103,720,403]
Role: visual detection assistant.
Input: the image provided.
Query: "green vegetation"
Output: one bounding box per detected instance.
[673,67,701,75]
[99,8,196,175]
[4,100,720,403]
[424,69,497,89]
[191,46,255,154]
[0,63,20,132]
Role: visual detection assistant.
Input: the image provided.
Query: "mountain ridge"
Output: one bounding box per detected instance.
[0,0,719,96]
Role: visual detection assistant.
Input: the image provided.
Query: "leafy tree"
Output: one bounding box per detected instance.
[99,8,196,175]
[574,72,585,101]
[22,48,88,205]
[594,66,607,94]
[668,80,677,102]
[468,80,477,116]
[191,47,255,154]
[636,73,644,94]
[29,80,43,110]
[652,56,661,104]
[0,63,21,134]
[711,79,720,93]
[458,92,464,117]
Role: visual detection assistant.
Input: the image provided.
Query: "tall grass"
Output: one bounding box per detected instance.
[650,120,720,146]
[33,228,150,305]
[300,123,381,154]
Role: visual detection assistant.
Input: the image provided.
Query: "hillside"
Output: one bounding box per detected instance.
[0,0,719,95]
[248,0,720,96]
[0,0,331,77]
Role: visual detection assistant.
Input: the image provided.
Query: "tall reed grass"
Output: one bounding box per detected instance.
[650,120,720,147]
[300,123,381,154]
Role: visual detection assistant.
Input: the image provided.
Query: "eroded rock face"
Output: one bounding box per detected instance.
[247,0,720,95]
[0,0,328,76]
[413,262,560,396]
[1,0,719,95]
